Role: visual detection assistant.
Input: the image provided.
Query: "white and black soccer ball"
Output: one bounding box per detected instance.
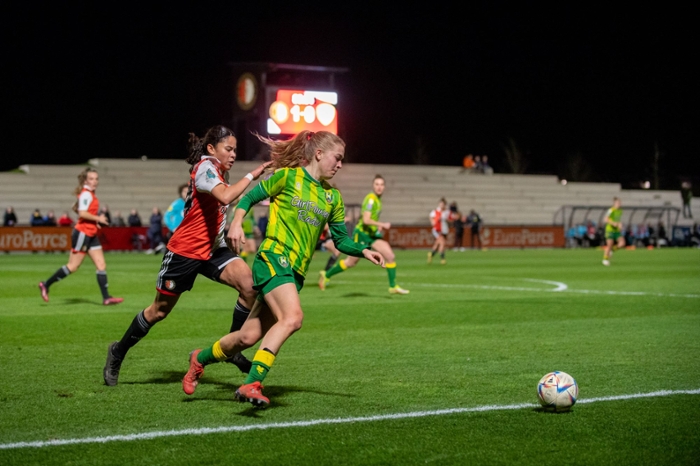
[537,371,578,411]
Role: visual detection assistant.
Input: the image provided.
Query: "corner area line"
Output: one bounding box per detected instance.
[1,389,698,450]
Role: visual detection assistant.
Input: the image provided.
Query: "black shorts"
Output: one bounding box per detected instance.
[155,247,240,295]
[71,229,101,253]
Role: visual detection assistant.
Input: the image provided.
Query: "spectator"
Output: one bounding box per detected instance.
[127,209,142,227]
[57,211,74,227]
[474,156,483,173]
[657,221,669,247]
[585,221,597,247]
[681,181,693,218]
[466,209,483,249]
[43,210,57,226]
[4,207,17,226]
[691,223,700,248]
[461,154,475,172]
[111,210,126,227]
[99,205,112,225]
[481,155,494,175]
[449,202,465,251]
[145,207,165,254]
[30,208,44,226]
[624,225,635,248]
[164,183,189,240]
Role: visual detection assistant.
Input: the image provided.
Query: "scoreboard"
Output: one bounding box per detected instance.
[231,63,347,158]
[267,89,338,135]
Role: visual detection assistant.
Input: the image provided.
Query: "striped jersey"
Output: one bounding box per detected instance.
[430,207,449,235]
[236,167,347,277]
[75,186,100,236]
[167,156,228,260]
[605,207,623,233]
[355,192,382,236]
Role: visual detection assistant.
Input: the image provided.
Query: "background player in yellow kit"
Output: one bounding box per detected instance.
[320,174,409,294]
[603,197,625,266]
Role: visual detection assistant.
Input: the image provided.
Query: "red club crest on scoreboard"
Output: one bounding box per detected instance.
[267,89,338,135]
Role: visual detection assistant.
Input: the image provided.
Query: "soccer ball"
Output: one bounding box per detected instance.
[537,371,578,411]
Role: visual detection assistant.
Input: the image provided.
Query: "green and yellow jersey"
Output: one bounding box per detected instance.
[355,192,382,238]
[236,167,366,277]
[605,207,623,233]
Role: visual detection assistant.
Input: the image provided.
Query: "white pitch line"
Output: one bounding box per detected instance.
[1,388,698,450]
[338,280,700,299]
[523,278,568,291]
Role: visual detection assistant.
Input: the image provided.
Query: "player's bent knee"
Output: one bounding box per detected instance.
[282,312,303,333]
[238,286,257,304]
[236,326,263,348]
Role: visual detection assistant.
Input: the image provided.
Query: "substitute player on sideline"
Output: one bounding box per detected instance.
[103,125,270,386]
[181,130,385,408]
[603,197,625,266]
[320,174,409,294]
[38,168,123,306]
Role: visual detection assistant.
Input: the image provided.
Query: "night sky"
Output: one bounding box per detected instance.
[4,4,696,190]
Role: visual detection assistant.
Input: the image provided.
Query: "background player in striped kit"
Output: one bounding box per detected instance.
[320,174,409,294]
[38,168,123,306]
[182,130,385,407]
[103,125,270,386]
[428,198,451,264]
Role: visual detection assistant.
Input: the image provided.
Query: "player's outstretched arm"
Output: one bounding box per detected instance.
[227,208,247,254]
[362,249,385,267]
[360,210,390,231]
[211,161,272,205]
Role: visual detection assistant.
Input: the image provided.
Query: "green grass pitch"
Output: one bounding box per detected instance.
[0,248,698,465]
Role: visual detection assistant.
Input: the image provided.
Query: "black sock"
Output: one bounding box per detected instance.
[96,271,110,300]
[325,254,339,271]
[45,266,70,288]
[440,252,445,259]
[230,300,251,333]
[431,250,436,257]
[114,310,152,359]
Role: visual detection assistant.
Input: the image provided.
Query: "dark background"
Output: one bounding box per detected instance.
[4,4,697,191]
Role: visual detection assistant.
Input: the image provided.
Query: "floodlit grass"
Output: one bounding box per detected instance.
[0,248,699,465]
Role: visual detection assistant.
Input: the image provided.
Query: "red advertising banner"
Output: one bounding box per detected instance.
[0,227,72,251]
[387,226,565,249]
[2,226,563,252]
[0,227,168,252]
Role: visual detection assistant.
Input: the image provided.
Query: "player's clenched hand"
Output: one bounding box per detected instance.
[226,223,246,254]
[363,249,385,267]
[251,161,273,180]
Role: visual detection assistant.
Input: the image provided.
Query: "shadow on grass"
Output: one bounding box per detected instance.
[341,292,371,298]
[57,298,103,306]
[121,371,240,389]
[532,407,574,414]
[181,384,356,416]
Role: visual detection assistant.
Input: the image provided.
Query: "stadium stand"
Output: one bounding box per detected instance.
[1,158,697,227]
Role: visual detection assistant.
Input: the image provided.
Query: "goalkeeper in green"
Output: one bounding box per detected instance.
[182,130,385,408]
[603,197,625,266]
[320,174,409,294]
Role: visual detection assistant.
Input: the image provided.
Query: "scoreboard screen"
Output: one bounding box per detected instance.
[267,89,338,135]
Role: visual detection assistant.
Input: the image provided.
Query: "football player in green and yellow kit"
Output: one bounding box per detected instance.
[321,174,409,294]
[182,130,385,408]
[603,197,625,266]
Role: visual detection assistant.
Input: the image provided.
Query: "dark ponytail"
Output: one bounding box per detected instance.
[186,125,236,169]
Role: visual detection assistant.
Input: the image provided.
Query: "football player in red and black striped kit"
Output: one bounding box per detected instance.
[39,168,123,305]
[103,125,270,386]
